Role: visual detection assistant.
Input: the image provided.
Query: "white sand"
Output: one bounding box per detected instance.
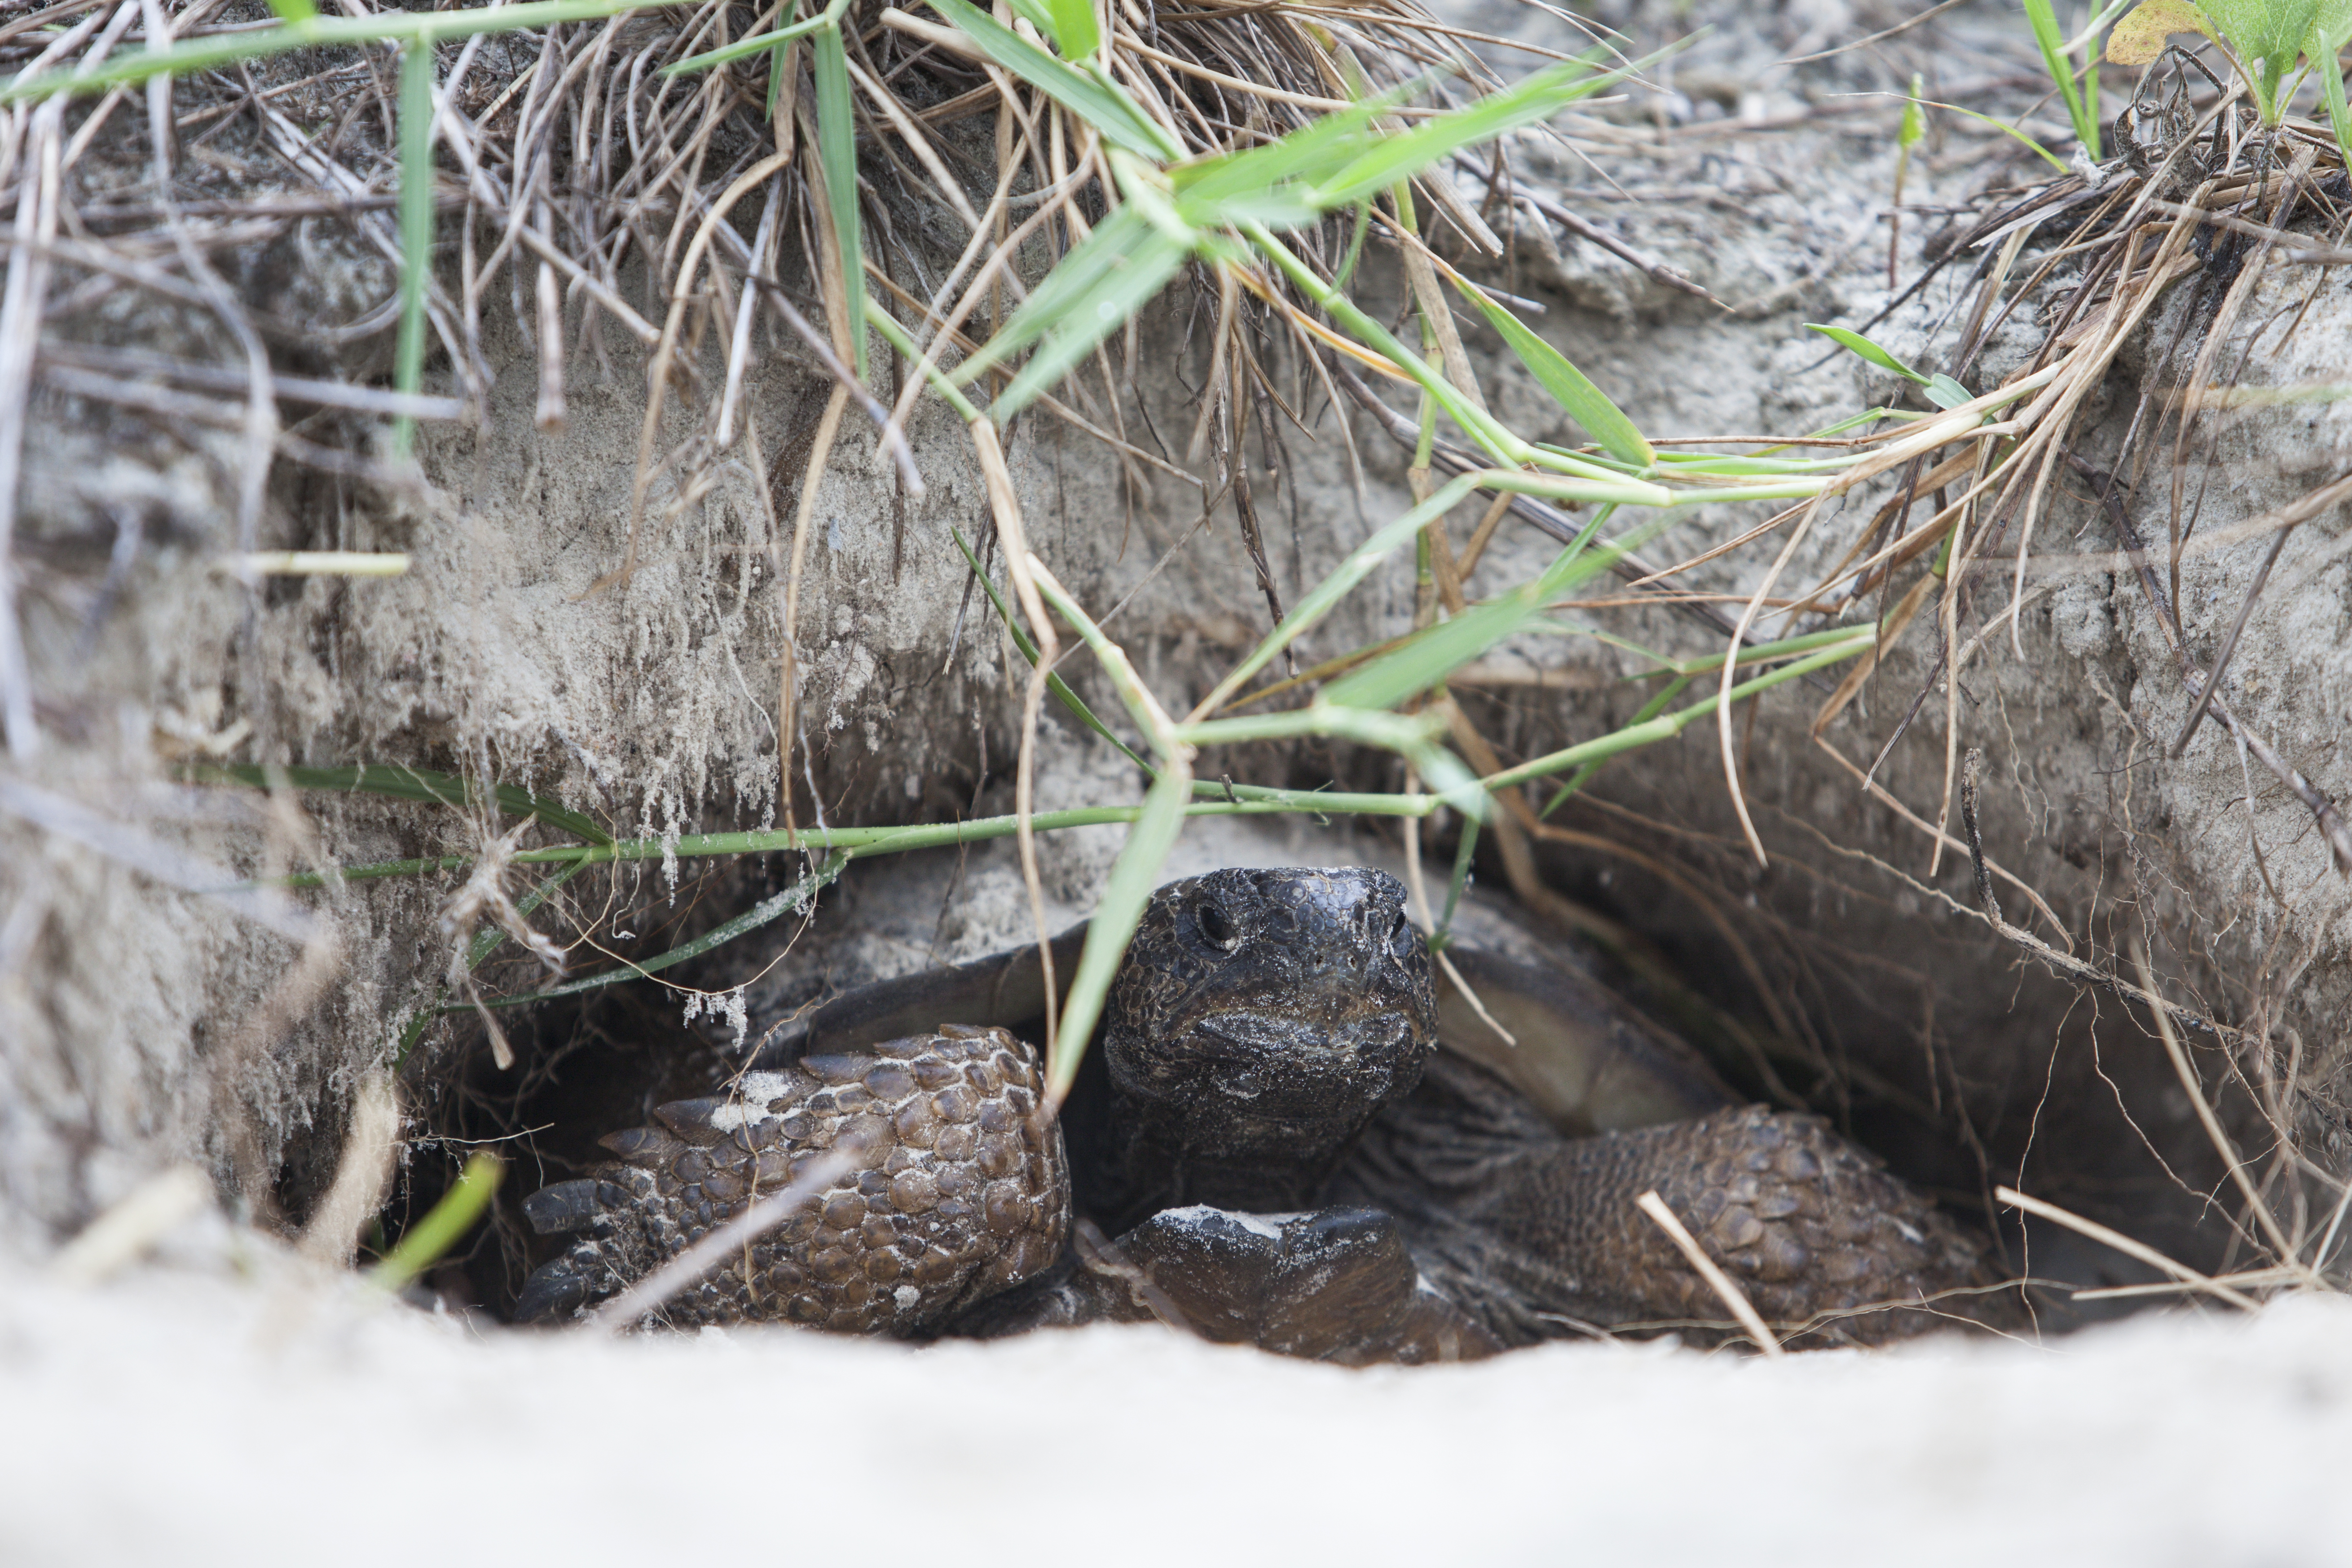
[4,1242,2348,1568]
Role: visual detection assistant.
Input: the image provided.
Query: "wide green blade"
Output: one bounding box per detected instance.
[1047,0,1099,61]
[1168,73,1433,215]
[1049,762,1189,1097]
[1310,50,1638,209]
[949,202,1193,414]
[1805,323,1929,384]
[2022,0,2095,153]
[1319,507,1688,713]
[1454,274,1652,466]
[922,0,1179,158]
[812,23,866,379]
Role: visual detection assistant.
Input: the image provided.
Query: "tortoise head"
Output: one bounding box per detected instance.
[1100,866,1437,1214]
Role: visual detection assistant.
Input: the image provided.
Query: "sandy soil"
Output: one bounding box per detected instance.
[5,1237,2350,1565]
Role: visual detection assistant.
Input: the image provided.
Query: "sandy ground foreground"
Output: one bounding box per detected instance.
[2,1244,2348,1568]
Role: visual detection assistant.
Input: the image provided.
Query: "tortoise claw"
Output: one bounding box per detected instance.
[514,1256,595,1323]
[522,1178,608,1237]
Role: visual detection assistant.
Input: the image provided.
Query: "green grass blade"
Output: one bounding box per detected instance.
[1922,94,2070,171]
[201,762,614,845]
[921,0,1179,158]
[1806,323,1929,384]
[2,0,692,104]
[1180,705,1485,819]
[370,1153,502,1292]
[1321,506,1696,714]
[1539,673,1689,816]
[459,850,846,1010]
[866,297,982,421]
[1048,760,1189,1098]
[951,524,1153,771]
[1201,471,1485,712]
[949,198,1194,417]
[949,204,1161,383]
[1168,73,1433,214]
[389,859,587,1074]
[984,224,1191,417]
[1434,814,1478,947]
[1317,515,1617,713]
[2320,26,2352,166]
[395,38,433,458]
[1453,274,1652,466]
[666,7,835,76]
[265,0,319,22]
[1309,49,1643,209]
[2023,0,2095,151]
[811,22,866,379]
[1480,631,1876,792]
[1047,0,1099,61]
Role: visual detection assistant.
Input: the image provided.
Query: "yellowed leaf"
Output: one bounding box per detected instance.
[2108,0,2221,64]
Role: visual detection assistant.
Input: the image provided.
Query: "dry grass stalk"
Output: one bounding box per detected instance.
[1635,1188,1784,1357]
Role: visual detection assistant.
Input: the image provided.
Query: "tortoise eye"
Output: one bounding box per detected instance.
[1388,910,1416,960]
[1196,899,1239,951]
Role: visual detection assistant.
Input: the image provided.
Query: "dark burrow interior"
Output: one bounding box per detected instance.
[334,769,2259,1348]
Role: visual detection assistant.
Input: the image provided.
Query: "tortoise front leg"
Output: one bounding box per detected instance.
[513,1025,1069,1331]
[1350,1056,2008,1347]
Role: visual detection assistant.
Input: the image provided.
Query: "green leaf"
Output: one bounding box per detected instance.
[2307,0,2352,162]
[1320,505,1686,713]
[1806,323,1929,385]
[201,762,616,846]
[1168,73,1434,216]
[1898,73,1926,149]
[1048,761,1189,1097]
[665,6,833,78]
[2319,22,2352,167]
[949,200,1193,418]
[1923,373,1976,410]
[370,1154,502,1293]
[919,0,1178,159]
[1,0,693,105]
[1310,49,1640,209]
[2108,0,2222,61]
[951,525,1152,771]
[2024,0,2098,153]
[2205,0,2323,118]
[1202,472,1484,710]
[811,23,866,379]
[1452,274,1652,466]
[264,0,319,22]
[394,38,433,457]
[1047,0,1099,60]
